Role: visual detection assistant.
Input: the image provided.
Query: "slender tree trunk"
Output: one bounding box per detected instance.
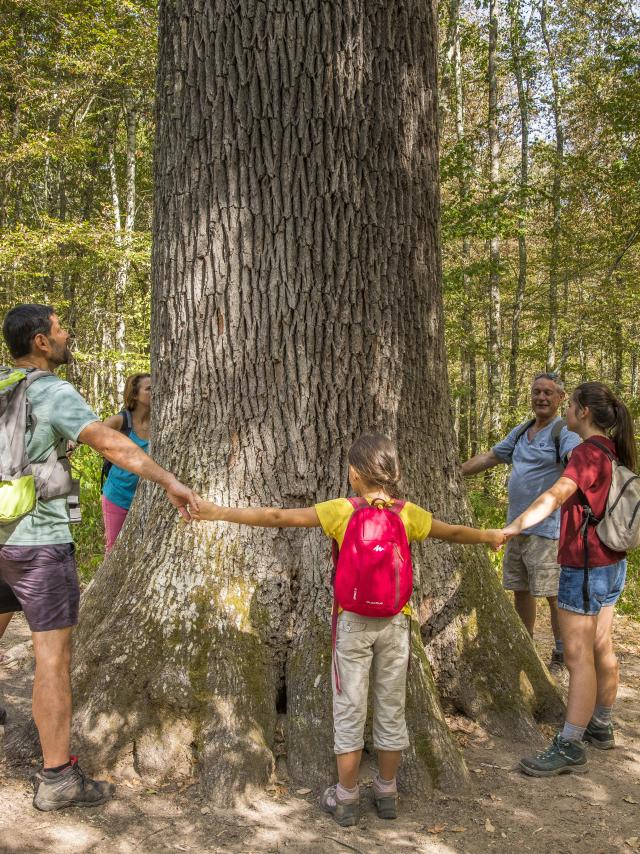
[507,0,529,418]
[445,0,476,460]
[487,0,502,443]
[540,0,563,372]
[108,99,137,399]
[61,0,561,806]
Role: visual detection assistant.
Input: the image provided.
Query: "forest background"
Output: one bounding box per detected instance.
[0,0,638,617]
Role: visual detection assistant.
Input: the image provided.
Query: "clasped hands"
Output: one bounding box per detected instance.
[485,526,518,552]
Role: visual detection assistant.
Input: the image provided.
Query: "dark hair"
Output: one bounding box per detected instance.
[573,382,637,471]
[124,373,151,410]
[2,304,55,358]
[348,433,401,496]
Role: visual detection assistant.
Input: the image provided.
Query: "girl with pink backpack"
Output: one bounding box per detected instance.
[193,433,504,825]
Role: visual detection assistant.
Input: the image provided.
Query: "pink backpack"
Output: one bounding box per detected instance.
[331,497,413,691]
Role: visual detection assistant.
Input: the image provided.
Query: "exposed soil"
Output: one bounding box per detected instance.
[1,606,639,854]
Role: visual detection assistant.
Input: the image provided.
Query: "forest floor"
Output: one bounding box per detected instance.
[1,607,639,854]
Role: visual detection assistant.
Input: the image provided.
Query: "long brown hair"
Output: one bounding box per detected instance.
[348,434,401,496]
[573,382,637,470]
[124,373,150,411]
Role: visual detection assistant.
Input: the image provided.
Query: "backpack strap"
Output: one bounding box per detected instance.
[585,436,616,461]
[100,409,133,490]
[24,369,53,387]
[513,418,536,446]
[577,437,616,613]
[122,409,133,435]
[550,417,567,465]
[386,500,406,516]
[331,496,369,694]
[348,496,368,510]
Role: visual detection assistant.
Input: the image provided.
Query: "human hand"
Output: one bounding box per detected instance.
[485,529,507,551]
[164,478,202,521]
[188,500,221,522]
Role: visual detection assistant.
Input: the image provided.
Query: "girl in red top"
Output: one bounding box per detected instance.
[502,382,635,776]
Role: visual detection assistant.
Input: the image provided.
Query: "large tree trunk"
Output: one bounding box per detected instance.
[67,0,562,806]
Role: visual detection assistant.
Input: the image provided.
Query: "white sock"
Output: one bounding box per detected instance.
[373,774,397,794]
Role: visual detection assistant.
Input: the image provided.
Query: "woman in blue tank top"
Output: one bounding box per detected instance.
[101,373,150,552]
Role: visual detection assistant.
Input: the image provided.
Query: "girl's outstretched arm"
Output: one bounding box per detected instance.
[502,476,577,537]
[192,501,320,528]
[429,519,505,548]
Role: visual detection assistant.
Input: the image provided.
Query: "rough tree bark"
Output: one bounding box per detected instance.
[65,0,561,806]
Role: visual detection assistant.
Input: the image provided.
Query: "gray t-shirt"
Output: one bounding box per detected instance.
[492,417,581,539]
[0,374,99,546]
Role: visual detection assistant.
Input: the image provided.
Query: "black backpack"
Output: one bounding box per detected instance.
[513,417,568,466]
[100,409,132,490]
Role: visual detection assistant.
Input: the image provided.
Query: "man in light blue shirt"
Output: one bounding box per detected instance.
[462,372,581,678]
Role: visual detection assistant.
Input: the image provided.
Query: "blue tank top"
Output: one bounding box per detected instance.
[102,429,149,510]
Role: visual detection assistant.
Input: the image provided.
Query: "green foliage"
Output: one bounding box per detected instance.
[69,443,105,582]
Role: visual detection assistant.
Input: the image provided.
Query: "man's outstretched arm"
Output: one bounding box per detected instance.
[78,421,200,519]
[461,449,502,476]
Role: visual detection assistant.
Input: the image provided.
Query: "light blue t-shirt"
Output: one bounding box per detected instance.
[0,373,99,545]
[102,429,148,510]
[492,417,581,539]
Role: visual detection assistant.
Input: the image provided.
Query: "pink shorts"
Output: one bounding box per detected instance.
[101,495,129,553]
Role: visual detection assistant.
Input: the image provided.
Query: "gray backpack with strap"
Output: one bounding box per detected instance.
[586,438,640,551]
[0,367,73,524]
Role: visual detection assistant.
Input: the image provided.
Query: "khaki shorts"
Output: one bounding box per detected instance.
[502,534,561,597]
[332,611,410,755]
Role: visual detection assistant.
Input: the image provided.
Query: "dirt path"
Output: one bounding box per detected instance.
[1,609,639,854]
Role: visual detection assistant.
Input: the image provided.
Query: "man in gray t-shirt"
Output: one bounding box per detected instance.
[0,304,201,812]
[461,372,581,677]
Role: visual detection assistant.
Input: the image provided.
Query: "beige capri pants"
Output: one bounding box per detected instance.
[332,610,411,754]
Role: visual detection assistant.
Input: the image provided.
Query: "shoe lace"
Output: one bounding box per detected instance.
[535,738,561,760]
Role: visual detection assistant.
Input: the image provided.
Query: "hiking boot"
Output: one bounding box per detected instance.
[519,734,588,777]
[0,706,6,726]
[584,718,615,750]
[548,650,569,687]
[32,757,114,811]
[373,789,398,820]
[320,785,359,827]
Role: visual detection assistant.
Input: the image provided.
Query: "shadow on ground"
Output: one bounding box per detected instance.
[1,610,639,853]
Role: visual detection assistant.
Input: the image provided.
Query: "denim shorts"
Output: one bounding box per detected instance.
[558,560,627,616]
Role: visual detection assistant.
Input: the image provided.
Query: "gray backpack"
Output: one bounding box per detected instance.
[0,367,73,524]
[586,438,640,551]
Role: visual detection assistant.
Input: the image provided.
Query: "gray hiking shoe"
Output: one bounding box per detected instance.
[519,734,588,777]
[32,757,114,811]
[548,650,569,686]
[584,718,615,750]
[373,790,398,819]
[320,785,359,827]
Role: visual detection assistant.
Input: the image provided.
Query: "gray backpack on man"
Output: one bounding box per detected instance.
[0,367,73,524]
[586,438,640,551]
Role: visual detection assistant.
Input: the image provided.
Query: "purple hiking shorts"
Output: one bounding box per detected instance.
[0,543,80,632]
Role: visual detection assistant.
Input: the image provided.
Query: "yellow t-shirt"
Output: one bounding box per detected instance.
[314,498,432,615]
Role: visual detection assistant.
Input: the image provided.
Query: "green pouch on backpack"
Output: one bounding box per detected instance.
[0,473,36,523]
